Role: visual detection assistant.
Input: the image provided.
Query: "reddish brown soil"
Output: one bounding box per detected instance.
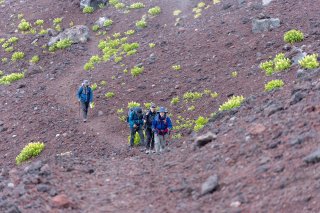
[1,0,320,212]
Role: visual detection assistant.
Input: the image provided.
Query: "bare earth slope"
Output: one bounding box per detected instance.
[1,0,320,212]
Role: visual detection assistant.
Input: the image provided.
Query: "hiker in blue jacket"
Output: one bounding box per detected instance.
[77,80,93,122]
[152,107,172,153]
[128,107,145,148]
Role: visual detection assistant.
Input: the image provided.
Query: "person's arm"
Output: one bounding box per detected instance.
[129,112,134,128]
[77,87,82,101]
[167,117,173,129]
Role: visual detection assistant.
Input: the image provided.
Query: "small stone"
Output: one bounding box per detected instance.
[7,183,14,188]
[200,175,219,196]
[304,149,320,164]
[262,0,273,6]
[37,184,51,193]
[195,132,217,147]
[52,194,72,208]
[62,133,67,137]
[290,91,305,105]
[230,201,241,207]
[98,111,104,116]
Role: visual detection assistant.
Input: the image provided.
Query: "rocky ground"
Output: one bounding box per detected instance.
[1,0,320,212]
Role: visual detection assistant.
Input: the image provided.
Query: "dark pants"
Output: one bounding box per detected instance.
[80,101,90,119]
[130,127,145,147]
[145,127,154,150]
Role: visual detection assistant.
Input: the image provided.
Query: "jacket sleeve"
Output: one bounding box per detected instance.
[89,88,93,102]
[167,117,173,129]
[77,87,82,100]
[128,112,134,128]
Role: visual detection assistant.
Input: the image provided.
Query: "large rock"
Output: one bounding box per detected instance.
[200,175,219,196]
[48,25,89,47]
[252,18,280,33]
[285,46,307,65]
[262,0,272,6]
[80,0,107,9]
[304,149,320,164]
[194,132,217,147]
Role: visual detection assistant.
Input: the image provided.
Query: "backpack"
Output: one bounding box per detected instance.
[126,107,143,123]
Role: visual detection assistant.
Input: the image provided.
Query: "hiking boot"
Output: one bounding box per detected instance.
[145,149,150,154]
[152,150,156,154]
[83,119,87,123]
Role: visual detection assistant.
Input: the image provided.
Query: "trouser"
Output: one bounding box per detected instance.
[130,127,145,147]
[80,101,90,119]
[145,127,154,150]
[154,134,168,153]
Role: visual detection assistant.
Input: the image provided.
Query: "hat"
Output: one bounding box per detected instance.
[159,107,166,113]
[83,80,89,86]
[151,103,156,108]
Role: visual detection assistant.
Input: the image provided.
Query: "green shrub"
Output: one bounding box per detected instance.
[0,70,3,76]
[17,13,24,19]
[128,132,144,146]
[144,102,152,109]
[128,101,140,108]
[183,92,203,102]
[127,50,137,56]
[122,42,139,52]
[173,10,182,16]
[194,116,208,132]
[148,6,161,16]
[231,71,238,78]
[34,19,44,26]
[11,51,25,61]
[1,58,7,63]
[171,97,180,105]
[18,19,31,31]
[91,83,98,91]
[149,43,156,48]
[299,54,319,69]
[172,65,181,71]
[49,39,72,51]
[16,142,45,165]
[113,32,121,38]
[83,6,94,13]
[125,30,135,35]
[99,3,106,8]
[30,55,39,64]
[188,105,196,111]
[131,66,144,77]
[100,80,107,86]
[260,53,291,75]
[39,29,48,35]
[109,0,119,5]
[89,55,101,64]
[53,18,63,24]
[210,92,219,98]
[0,38,5,44]
[284,29,304,44]
[136,19,147,28]
[265,79,284,91]
[274,57,291,72]
[198,2,206,7]
[103,19,113,27]
[92,25,100,32]
[105,92,115,98]
[129,2,145,9]
[0,72,24,85]
[114,56,122,63]
[219,95,245,111]
[172,133,182,139]
[7,37,18,44]
[5,47,14,52]
[260,60,274,75]
[115,3,125,9]
[84,62,94,71]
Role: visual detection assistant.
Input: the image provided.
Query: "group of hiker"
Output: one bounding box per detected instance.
[77,80,173,154]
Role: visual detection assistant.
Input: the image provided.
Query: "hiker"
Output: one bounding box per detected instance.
[77,80,93,122]
[143,103,157,154]
[152,107,173,153]
[128,107,145,148]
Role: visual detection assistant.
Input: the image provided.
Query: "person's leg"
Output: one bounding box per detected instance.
[130,128,136,147]
[138,128,145,147]
[154,134,160,153]
[160,134,167,152]
[145,128,152,149]
[81,101,88,121]
[151,131,155,151]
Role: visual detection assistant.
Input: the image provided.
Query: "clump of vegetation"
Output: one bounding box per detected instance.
[148,6,161,16]
[284,29,304,44]
[125,30,135,35]
[18,19,31,31]
[92,25,100,32]
[84,62,94,71]
[115,2,125,9]
[122,42,139,52]
[0,72,24,85]
[39,29,48,35]
[299,54,319,69]
[183,92,203,102]
[91,83,98,91]
[231,71,238,78]
[1,58,7,63]
[219,96,245,111]
[149,43,156,48]
[171,97,180,105]
[136,18,147,28]
[83,6,94,13]
[49,39,72,52]
[34,19,44,26]
[173,10,182,16]
[103,19,113,27]
[129,2,145,9]
[100,80,107,86]
[0,70,3,76]
[109,0,119,6]
[16,142,45,165]
[174,116,194,131]
[53,17,62,24]
[211,92,219,98]
[17,13,24,19]
[30,55,39,64]
[194,116,208,132]
[265,79,284,92]
[105,92,115,98]
[172,133,182,139]
[128,101,140,108]
[260,53,291,76]
[188,105,195,111]
[131,66,144,77]
[11,51,25,61]
[172,65,181,71]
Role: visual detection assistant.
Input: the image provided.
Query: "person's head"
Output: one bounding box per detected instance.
[83,80,89,87]
[150,103,156,112]
[159,107,166,117]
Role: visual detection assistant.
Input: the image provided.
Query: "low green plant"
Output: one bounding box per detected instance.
[128,132,144,146]
[131,66,144,77]
[173,10,182,16]
[114,56,123,63]
[125,30,135,35]
[172,133,182,139]
[89,55,101,64]
[49,39,72,51]
[219,95,245,111]
[129,2,145,9]
[113,32,121,38]
[18,19,31,31]
[265,79,284,92]
[0,70,3,76]
[260,53,291,75]
[148,6,161,16]
[122,42,139,52]
[136,19,147,28]
[5,47,14,52]
[11,51,25,61]
[115,3,125,9]
[172,65,181,71]
[284,29,304,44]
[109,0,119,6]
[53,17,62,24]
[188,105,196,111]
[91,83,98,91]
[198,2,206,7]
[128,101,140,108]
[100,80,107,86]
[299,54,319,69]
[39,29,48,35]
[105,92,115,98]
[144,102,152,109]
[0,72,24,85]
[0,38,4,44]
[30,55,39,64]
[16,142,45,165]
[99,3,106,8]
[8,37,18,44]
[127,50,137,56]
[83,6,94,13]
[171,97,180,105]
[54,24,62,32]
[84,62,94,71]
[149,43,156,48]
[103,19,113,27]
[183,92,203,102]
[17,13,24,19]
[194,116,208,132]
[231,71,238,78]
[2,58,7,63]
[211,92,219,98]
[260,60,274,75]
[34,19,44,26]
[92,25,100,32]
